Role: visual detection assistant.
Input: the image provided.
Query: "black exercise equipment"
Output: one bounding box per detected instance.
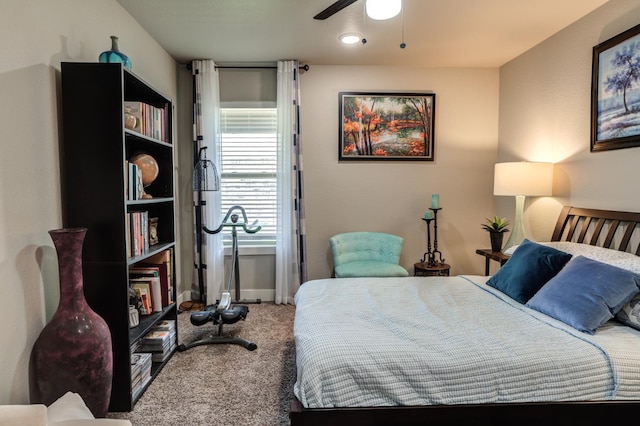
[178,205,261,352]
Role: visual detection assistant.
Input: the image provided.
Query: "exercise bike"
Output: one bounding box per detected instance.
[178,205,261,352]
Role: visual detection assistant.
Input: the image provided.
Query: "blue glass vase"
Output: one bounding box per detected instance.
[99,35,132,70]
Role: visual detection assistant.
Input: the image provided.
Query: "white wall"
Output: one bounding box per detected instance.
[301,66,500,280]
[498,0,640,239]
[0,0,177,404]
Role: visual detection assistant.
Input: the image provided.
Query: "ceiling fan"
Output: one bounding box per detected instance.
[314,0,402,21]
[314,0,359,20]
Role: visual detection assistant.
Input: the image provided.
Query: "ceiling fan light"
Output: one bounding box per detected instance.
[339,33,362,44]
[366,0,401,20]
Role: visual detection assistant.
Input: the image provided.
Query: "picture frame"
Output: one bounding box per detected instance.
[148,217,159,245]
[339,92,436,161]
[591,23,640,152]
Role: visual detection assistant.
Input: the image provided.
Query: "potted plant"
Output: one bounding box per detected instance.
[482,216,510,252]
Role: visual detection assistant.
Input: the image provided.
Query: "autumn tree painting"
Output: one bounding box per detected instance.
[339,92,435,160]
[593,24,640,151]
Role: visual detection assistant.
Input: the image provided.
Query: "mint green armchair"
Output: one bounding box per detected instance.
[330,232,409,278]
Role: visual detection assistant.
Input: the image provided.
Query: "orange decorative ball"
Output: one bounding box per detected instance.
[130,153,159,187]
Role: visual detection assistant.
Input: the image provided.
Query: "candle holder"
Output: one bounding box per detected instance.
[420,208,445,267]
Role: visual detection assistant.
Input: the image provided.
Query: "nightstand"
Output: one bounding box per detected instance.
[475,249,510,275]
[414,262,451,277]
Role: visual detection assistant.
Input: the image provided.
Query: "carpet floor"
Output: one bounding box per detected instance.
[108,302,296,426]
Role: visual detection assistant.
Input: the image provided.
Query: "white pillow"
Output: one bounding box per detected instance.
[0,404,46,426]
[504,241,638,264]
[46,392,94,424]
[609,257,640,274]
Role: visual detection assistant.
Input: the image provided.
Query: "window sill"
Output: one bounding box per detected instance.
[223,245,275,256]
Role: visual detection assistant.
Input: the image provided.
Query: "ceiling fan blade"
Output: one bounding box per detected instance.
[314,0,359,20]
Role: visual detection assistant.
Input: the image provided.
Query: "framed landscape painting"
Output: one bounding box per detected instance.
[591,23,640,152]
[339,92,436,161]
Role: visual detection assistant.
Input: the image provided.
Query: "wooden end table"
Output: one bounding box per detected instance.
[414,262,451,277]
[475,249,510,275]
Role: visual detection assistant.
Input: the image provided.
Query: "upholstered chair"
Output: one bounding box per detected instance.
[330,232,409,278]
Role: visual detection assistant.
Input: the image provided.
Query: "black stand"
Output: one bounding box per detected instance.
[420,208,445,267]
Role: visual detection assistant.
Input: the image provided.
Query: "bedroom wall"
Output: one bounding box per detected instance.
[0,0,177,404]
[176,65,500,295]
[498,0,640,240]
[301,66,499,280]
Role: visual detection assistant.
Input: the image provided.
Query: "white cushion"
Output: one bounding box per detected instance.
[505,241,639,263]
[46,392,94,424]
[0,393,132,426]
[0,404,46,426]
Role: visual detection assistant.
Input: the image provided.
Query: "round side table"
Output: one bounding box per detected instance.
[414,262,451,277]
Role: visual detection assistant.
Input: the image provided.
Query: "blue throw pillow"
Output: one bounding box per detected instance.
[486,239,572,303]
[526,255,640,334]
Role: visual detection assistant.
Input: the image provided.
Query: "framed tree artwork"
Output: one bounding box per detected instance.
[339,92,436,161]
[591,23,640,152]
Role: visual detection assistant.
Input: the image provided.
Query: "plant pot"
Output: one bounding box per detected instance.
[489,231,504,252]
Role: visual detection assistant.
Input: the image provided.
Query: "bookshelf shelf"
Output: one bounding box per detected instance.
[60,62,177,412]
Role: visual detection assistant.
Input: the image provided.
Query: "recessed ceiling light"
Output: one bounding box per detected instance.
[339,33,362,45]
[366,0,401,20]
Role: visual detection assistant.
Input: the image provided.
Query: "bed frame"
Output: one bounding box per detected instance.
[289,206,640,426]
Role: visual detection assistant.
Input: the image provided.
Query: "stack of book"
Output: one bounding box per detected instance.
[126,210,149,258]
[124,101,167,142]
[125,161,144,201]
[128,249,173,316]
[130,352,152,401]
[139,320,177,363]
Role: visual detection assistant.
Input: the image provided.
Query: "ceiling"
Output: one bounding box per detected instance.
[116,0,610,68]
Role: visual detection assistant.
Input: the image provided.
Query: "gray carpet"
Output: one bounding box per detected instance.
[109,302,296,426]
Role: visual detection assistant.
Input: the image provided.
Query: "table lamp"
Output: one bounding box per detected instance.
[493,162,553,251]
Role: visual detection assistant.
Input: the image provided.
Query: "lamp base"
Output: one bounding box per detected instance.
[503,195,526,252]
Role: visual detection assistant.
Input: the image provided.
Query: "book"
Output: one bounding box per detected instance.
[130,281,152,314]
[143,250,173,305]
[130,277,161,312]
[152,319,176,332]
[131,264,167,307]
[140,322,177,362]
[139,330,173,351]
[130,352,152,400]
[124,101,167,142]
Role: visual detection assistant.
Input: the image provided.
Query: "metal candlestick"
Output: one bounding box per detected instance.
[420,208,445,267]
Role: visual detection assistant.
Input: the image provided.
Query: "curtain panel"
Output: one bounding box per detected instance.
[191,59,224,306]
[275,60,307,304]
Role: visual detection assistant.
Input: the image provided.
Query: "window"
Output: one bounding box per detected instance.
[219,106,277,246]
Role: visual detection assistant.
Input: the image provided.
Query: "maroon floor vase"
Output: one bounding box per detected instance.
[29,228,113,417]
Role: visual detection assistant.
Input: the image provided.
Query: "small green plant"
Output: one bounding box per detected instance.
[482,216,510,233]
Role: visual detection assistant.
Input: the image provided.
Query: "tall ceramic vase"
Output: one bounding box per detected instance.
[29,228,113,417]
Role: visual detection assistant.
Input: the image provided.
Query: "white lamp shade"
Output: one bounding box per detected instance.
[493,162,553,197]
[366,0,402,20]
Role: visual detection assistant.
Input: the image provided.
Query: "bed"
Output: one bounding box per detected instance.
[289,206,640,425]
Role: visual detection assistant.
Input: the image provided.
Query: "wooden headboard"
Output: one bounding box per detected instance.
[551,206,640,255]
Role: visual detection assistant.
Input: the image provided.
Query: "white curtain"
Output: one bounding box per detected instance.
[191,59,224,306]
[275,60,307,305]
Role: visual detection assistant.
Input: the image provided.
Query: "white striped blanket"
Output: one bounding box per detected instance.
[293,276,640,408]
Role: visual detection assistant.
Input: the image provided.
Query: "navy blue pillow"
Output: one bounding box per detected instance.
[486,239,572,303]
[526,255,640,334]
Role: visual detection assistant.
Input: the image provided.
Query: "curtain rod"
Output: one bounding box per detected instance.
[186,63,309,72]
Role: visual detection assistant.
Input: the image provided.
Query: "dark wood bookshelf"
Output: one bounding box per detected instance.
[60,62,177,412]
